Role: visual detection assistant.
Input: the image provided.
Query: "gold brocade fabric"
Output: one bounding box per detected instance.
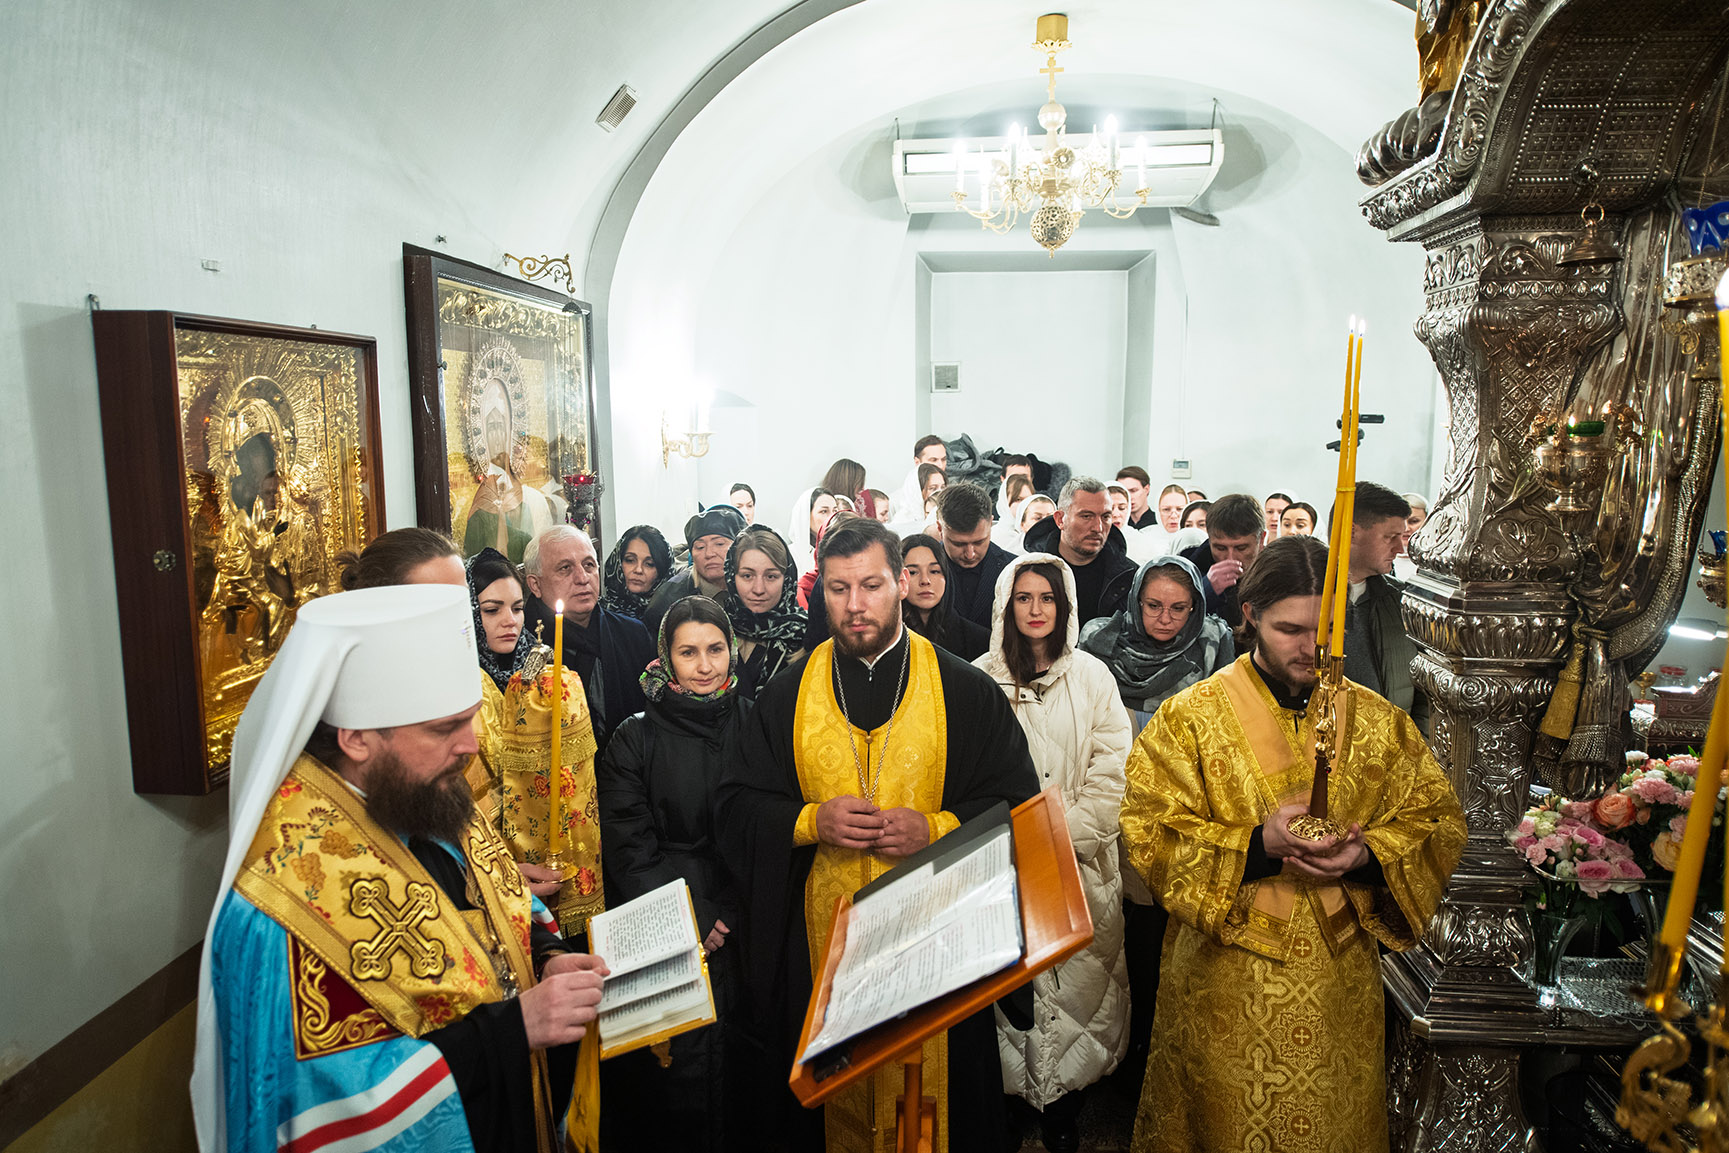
[473,667,604,931]
[1120,656,1465,1153]
[1141,899,1386,1153]
[795,635,959,1153]
[235,754,536,1040]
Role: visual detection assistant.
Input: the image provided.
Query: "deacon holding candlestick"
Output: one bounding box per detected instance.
[1116,315,1465,1153]
[475,602,606,940]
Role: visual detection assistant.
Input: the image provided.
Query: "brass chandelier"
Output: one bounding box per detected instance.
[952,13,1150,254]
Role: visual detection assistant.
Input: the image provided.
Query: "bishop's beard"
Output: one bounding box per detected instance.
[363,749,474,844]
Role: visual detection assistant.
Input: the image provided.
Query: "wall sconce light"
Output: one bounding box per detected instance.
[661,414,712,468]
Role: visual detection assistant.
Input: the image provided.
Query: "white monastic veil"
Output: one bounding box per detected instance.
[785,487,816,576]
[191,617,356,1151]
[190,584,480,1152]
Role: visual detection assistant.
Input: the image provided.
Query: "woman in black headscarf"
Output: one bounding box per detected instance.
[719,525,807,699]
[597,596,757,1152]
[601,524,674,620]
[466,547,533,689]
[899,532,989,661]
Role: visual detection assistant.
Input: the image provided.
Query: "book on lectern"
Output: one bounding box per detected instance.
[588,879,716,1058]
[798,803,1024,1064]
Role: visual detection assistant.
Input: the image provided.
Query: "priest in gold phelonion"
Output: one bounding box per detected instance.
[1116,318,1467,1153]
[191,584,609,1153]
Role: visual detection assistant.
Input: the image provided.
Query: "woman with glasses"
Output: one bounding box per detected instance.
[1077,554,1234,1081]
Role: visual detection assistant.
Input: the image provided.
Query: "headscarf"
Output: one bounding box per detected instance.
[465,547,532,689]
[601,525,673,619]
[640,601,740,703]
[1078,553,1233,711]
[785,487,818,575]
[722,526,808,649]
[683,504,747,550]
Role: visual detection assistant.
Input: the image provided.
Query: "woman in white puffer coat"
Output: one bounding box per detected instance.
[975,553,1131,1152]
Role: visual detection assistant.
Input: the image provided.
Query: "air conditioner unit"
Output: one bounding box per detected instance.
[932,363,960,393]
[891,129,1224,215]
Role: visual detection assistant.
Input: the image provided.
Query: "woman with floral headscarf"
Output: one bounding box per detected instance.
[720,525,807,699]
[597,595,756,1152]
[601,524,674,620]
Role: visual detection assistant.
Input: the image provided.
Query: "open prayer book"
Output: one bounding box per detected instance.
[589,879,715,1058]
[799,808,1024,1064]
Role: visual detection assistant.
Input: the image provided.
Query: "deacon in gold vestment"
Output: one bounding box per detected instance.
[1119,536,1465,1153]
[718,519,1038,1153]
[473,666,605,933]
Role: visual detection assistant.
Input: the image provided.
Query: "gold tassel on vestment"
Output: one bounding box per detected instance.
[1540,632,1587,740]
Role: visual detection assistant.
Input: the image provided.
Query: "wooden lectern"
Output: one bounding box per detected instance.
[789,787,1095,1153]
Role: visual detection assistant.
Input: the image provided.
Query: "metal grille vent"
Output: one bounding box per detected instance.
[595,85,637,132]
[932,363,961,392]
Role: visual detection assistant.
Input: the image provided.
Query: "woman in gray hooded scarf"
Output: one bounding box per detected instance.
[1077,552,1234,1072]
[1077,553,1234,733]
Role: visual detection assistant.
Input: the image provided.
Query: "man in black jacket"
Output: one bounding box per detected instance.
[523,526,655,751]
[1332,483,1430,734]
[1178,492,1266,630]
[1022,477,1137,624]
[933,482,1017,629]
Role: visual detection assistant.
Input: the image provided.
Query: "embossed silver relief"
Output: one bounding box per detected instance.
[1407,1049,1535,1153]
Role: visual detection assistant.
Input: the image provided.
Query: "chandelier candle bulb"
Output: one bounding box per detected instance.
[1105,115,1119,169]
[550,598,565,856]
[1137,136,1147,191]
[954,144,965,193]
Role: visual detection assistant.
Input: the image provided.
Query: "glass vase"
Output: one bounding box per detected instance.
[1530,909,1591,1008]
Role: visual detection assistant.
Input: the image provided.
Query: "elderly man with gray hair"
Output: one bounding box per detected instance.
[522,525,655,750]
[1022,476,1139,624]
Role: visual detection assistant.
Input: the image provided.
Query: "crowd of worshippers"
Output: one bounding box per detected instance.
[195,433,1464,1153]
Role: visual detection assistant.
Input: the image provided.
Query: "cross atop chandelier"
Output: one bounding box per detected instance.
[952,13,1147,255]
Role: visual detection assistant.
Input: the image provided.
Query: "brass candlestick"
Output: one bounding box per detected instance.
[1288,650,1347,842]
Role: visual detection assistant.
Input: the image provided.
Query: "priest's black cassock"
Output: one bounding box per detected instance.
[716,627,1038,1152]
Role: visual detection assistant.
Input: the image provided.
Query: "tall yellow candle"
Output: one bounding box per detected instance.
[1317,320,1357,649]
[1330,328,1362,656]
[550,599,566,857]
[1661,273,1729,951]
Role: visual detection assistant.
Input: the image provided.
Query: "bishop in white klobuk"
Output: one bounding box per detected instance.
[193,583,607,1153]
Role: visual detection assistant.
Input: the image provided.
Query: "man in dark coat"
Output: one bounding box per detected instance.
[1332,483,1430,735]
[717,518,1038,1153]
[523,525,654,751]
[1021,477,1137,624]
[1177,492,1266,630]
[934,482,1018,629]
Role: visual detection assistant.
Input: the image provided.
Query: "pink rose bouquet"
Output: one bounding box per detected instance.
[1606,751,1726,905]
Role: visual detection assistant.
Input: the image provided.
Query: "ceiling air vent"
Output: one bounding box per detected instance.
[932,363,961,393]
[595,85,637,132]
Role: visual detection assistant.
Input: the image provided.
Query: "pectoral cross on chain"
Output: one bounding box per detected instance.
[349,878,445,980]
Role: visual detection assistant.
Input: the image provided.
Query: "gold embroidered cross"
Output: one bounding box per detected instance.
[466,825,524,896]
[349,878,445,980]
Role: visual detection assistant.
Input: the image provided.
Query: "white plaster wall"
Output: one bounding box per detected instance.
[0,0,801,1068]
[929,270,1130,472]
[609,104,1431,541]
